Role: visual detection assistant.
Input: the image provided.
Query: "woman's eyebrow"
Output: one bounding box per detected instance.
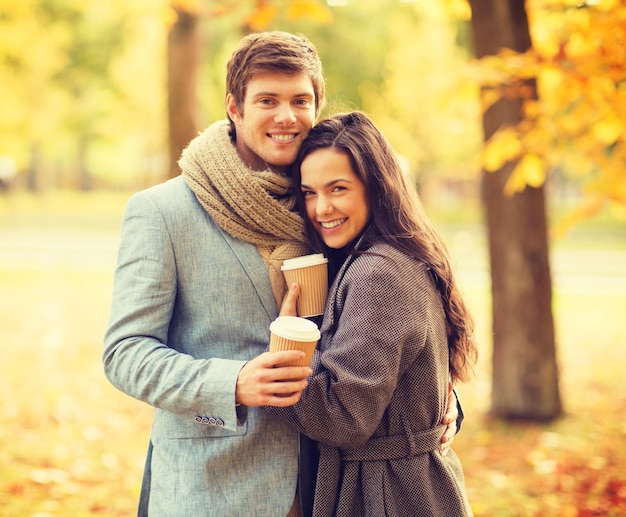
[300,179,353,189]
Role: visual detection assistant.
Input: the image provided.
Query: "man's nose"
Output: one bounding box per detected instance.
[275,103,296,123]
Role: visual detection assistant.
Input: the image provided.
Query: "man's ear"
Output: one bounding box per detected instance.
[226,93,240,124]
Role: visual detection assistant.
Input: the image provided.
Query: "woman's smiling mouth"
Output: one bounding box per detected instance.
[320,219,346,229]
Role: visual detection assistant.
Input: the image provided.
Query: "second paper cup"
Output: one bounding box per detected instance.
[269,316,321,367]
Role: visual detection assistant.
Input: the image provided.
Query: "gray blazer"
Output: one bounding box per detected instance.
[103,176,299,516]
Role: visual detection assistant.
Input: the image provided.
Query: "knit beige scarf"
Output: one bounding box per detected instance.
[180,120,309,308]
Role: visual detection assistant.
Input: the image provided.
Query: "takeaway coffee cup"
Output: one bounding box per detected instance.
[281,254,329,317]
[269,316,321,367]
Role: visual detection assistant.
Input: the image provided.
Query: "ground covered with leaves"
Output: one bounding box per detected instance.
[1,192,625,516]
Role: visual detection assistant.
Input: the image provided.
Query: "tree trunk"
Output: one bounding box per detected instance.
[78,132,93,191]
[468,0,562,420]
[27,144,42,193]
[167,7,200,179]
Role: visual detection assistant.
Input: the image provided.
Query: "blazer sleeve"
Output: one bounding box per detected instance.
[102,191,245,431]
[267,255,432,448]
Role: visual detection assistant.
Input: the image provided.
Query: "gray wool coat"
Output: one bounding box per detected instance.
[267,240,473,517]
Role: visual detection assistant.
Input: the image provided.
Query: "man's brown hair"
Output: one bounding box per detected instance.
[225,31,325,135]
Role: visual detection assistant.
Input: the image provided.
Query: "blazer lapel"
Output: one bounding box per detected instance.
[214,225,277,320]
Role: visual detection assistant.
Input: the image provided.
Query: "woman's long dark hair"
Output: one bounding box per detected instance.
[291,111,477,383]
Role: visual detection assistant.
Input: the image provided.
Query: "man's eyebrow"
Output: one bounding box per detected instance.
[252,91,278,97]
[252,91,314,98]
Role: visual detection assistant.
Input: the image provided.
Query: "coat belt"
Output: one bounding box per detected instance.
[340,424,447,462]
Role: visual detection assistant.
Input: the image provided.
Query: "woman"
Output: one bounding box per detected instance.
[268,111,478,516]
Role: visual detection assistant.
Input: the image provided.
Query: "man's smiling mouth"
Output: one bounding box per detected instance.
[269,134,297,142]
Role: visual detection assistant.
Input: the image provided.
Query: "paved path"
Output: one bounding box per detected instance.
[0,227,624,296]
[0,228,119,273]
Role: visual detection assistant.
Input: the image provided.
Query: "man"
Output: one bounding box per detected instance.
[103,31,459,517]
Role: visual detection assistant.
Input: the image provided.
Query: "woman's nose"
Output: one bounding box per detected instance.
[316,196,333,216]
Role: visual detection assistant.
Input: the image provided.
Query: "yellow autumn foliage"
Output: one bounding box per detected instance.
[471,0,626,218]
[482,128,523,172]
[245,0,332,31]
[245,4,281,32]
[286,0,333,23]
[170,0,202,12]
[505,153,546,196]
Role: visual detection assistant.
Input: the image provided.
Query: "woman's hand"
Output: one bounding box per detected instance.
[279,282,300,317]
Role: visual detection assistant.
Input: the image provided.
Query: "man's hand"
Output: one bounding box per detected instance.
[440,381,459,455]
[236,350,312,407]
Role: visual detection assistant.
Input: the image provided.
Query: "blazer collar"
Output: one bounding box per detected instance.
[214,225,278,320]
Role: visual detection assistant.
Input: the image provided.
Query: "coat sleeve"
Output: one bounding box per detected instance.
[267,254,431,448]
[102,191,245,431]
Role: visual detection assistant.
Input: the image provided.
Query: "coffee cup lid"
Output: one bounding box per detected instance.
[270,316,321,341]
[281,254,328,271]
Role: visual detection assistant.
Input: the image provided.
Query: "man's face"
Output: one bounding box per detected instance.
[226,71,316,174]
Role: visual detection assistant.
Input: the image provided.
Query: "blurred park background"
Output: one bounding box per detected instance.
[1,0,625,515]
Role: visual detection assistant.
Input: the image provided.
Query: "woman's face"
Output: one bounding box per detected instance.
[299,148,370,249]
